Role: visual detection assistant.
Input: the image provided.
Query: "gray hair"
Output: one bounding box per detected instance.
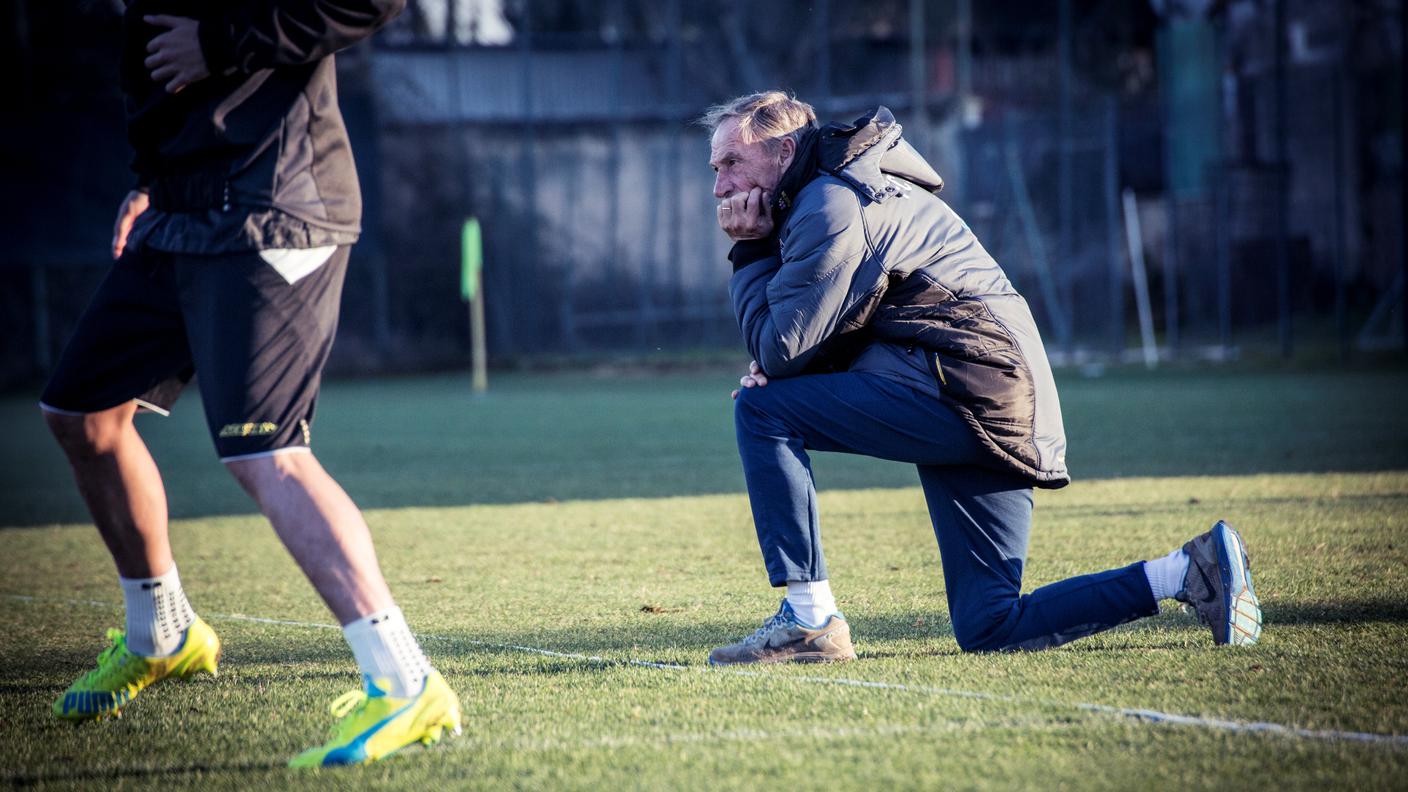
[699,91,818,152]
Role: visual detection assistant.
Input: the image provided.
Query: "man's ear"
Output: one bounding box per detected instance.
[778,135,796,170]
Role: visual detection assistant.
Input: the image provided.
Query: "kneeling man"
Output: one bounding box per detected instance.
[703,92,1262,663]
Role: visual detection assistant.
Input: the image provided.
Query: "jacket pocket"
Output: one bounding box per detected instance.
[931,348,1031,428]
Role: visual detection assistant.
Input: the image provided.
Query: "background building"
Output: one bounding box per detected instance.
[2,0,1403,385]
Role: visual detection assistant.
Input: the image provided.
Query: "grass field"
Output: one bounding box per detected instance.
[2,365,1406,790]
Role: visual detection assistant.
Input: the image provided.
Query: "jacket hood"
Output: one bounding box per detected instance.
[820,107,944,202]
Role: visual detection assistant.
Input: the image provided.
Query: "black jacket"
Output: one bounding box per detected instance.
[121,0,404,252]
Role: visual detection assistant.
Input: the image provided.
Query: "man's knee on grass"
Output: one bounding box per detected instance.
[951,604,1024,653]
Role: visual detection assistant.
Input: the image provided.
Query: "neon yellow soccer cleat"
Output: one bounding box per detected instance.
[53,617,221,720]
[290,670,462,768]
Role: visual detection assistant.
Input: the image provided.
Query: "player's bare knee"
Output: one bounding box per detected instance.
[224,450,319,494]
[43,404,134,456]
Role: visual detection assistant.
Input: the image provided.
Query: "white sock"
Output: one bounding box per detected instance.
[120,565,197,657]
[785,580,839,627]
[343,606,433,698]
[1143,547,1191,601]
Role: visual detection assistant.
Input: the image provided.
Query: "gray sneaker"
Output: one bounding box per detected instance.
[1175,520,1263,646]
[708,600,857,666]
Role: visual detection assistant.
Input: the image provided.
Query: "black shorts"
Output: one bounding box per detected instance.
[40,244,349,460]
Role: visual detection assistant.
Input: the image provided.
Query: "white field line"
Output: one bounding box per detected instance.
[10,594,1407,749]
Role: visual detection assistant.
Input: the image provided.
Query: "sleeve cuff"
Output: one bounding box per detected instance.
[728,238,779,272]
[197,17,239,75]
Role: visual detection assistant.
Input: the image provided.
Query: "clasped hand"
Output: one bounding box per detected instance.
[730,360,768,400]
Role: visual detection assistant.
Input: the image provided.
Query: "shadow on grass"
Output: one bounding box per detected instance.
[14,596,1402,692]
[413,612,1204,666]
[0,610,1072,688]
[3,761,286,787]
[404,599,1408,668]
[1263,599,1408,626]
[461,612,964,661]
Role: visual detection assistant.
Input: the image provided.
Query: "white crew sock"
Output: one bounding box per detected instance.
[343,606,433,698]
[120,565,197,657]
[1143,547,1191,601]
[785,580,839,627]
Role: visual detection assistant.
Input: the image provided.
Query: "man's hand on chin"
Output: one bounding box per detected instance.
[717,187,774,241]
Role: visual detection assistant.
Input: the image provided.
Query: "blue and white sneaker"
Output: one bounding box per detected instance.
[1175,521,1263,646]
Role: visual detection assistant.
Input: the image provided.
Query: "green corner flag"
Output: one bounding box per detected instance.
[461,218,482,302]
[461,217,488,394]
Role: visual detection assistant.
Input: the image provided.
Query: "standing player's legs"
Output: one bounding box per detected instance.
[225,452,391,622]
[42,247,190,580]
[186,246,390,620]
[42,247,218,721]
[44,401,172,579]
[178,246,460,766]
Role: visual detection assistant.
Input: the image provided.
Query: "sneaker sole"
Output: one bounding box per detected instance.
[1214,521,1263,646]
[344,685,462,766]
[418,710,464,748]
[173,645,221,679]
[708,650,856,667]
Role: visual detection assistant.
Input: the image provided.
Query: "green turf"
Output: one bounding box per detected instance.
[2,365,1406,789]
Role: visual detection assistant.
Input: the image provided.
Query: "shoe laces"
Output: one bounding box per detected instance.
[742,607,791,647]
[317,689,372,741]
[329,689,368,719]
[321,676,400,734]
[80,629,138,686]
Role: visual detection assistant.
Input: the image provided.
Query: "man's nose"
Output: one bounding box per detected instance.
[713,174,729,199]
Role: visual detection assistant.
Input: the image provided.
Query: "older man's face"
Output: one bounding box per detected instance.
[710,118,791,200]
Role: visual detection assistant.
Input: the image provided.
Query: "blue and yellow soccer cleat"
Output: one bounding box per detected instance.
[289,670,462,768]
[1176,520,1263,646]
[53,617,221,720]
